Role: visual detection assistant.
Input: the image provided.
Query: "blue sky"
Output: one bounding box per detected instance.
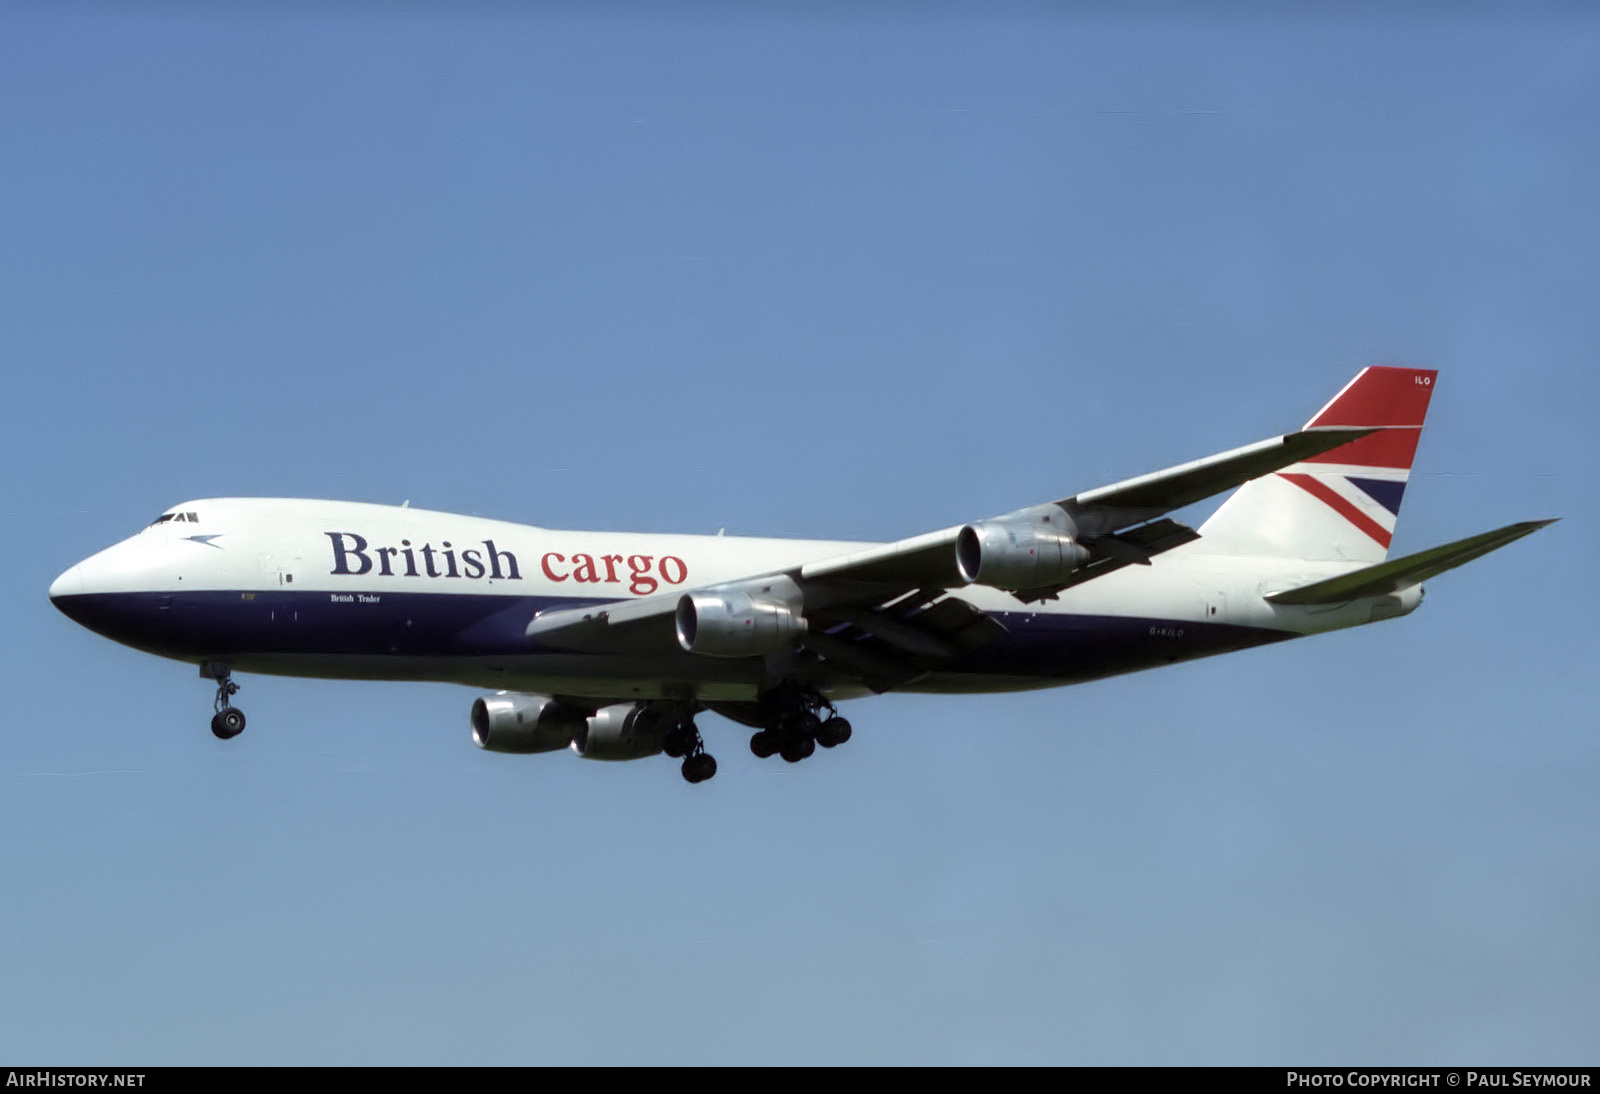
[3,4,1595,1064]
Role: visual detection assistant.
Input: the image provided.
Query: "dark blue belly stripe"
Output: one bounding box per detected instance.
[52,589,1292,688]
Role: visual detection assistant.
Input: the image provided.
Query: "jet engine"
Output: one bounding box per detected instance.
[470,692,587,754]
[675,576,806,658]
[571,703,670,761]
[956,505,1092,592]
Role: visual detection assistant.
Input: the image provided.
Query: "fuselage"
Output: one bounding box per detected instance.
[48,497,1419,705]
[50,499,1420,703]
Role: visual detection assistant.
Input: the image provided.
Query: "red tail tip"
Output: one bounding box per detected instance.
[1305,366,1438,430]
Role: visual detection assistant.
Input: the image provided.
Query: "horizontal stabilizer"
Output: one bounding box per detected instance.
[1265,519,1556,605]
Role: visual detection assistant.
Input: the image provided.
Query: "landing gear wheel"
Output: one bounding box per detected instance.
[780,736,815,763]
[682,752,717,783]
[211,707,246,740]
[204,662,245,740]
[817,717,852,748]
[752,684,853,765]
[671,717,716,784]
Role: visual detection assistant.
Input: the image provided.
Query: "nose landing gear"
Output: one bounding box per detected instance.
[202,661,245,740]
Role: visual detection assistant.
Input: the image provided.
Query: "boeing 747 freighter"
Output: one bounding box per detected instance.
[49,367,1552,783]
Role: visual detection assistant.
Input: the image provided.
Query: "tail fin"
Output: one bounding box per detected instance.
[1197,366,1438,563]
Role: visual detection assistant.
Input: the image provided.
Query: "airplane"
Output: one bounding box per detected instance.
[49,366,1552,784]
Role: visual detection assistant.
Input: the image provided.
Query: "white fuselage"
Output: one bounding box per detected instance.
[49,498,1418,705]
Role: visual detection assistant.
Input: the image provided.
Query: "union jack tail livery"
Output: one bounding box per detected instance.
[1198,366,1437,563]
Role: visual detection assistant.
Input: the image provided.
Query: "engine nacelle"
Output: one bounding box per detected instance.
[571,703,669,761]
[471,692,587,754]
[675,576,806,658]
[956,506,1092,592]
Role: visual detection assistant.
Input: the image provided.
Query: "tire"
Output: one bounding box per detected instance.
[817,717,852,748]
[682,753,717,783]
[780,736,815,763]
[211,707,246,740]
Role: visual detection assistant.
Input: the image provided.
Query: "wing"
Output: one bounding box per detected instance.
[523,425,1373,683]
[798,425,1371,596]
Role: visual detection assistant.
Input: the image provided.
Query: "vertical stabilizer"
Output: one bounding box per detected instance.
[1197,366,1437,563]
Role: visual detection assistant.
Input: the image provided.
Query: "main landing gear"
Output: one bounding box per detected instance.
[202,661,246,740]
[748,687,851,766]
[663,717,717,784]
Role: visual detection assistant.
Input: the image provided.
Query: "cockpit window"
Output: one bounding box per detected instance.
[149,511,200,526]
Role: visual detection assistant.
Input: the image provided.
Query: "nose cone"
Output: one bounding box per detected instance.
[49,536,167,636]
[49,561,97,630]
[49,563,84,605]
[48,542,177,649]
